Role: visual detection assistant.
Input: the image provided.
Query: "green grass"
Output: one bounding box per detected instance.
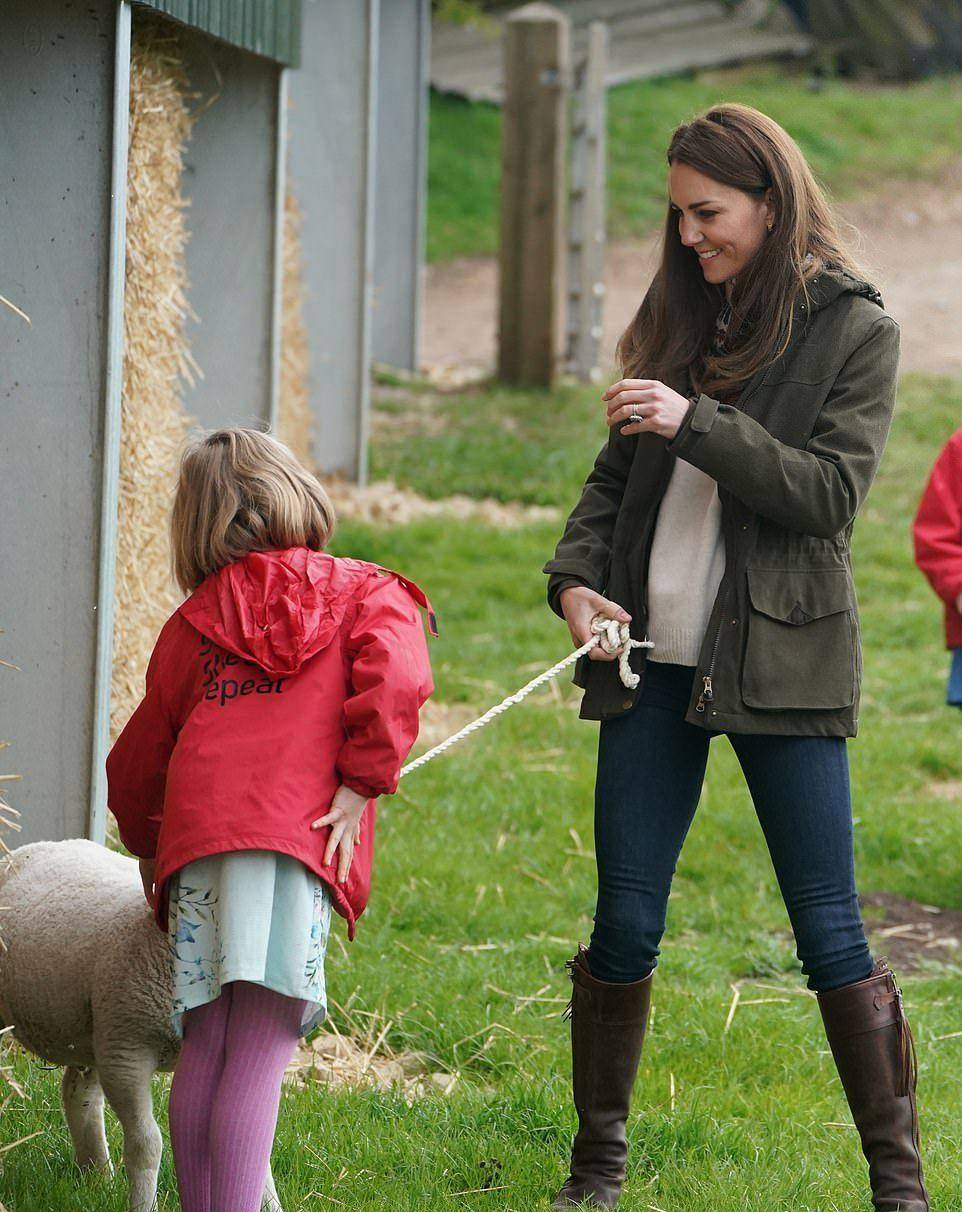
[370,378,606,506]
[3,373,962,1209]
[428,66,962,262]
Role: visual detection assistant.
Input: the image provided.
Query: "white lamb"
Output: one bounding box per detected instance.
[0,838,283,1212]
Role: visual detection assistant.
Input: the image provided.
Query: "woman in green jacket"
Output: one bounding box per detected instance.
[545,104,928,1211]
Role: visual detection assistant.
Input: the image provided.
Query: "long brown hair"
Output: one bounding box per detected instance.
[617,103,865,398]
[170,426,336,595]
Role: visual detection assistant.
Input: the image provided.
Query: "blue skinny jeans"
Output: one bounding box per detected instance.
[588,661,875,992]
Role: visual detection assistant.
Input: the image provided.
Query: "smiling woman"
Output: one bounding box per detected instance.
[618,104,868,404]
[669,163,772,284]
[544,104,930,1212]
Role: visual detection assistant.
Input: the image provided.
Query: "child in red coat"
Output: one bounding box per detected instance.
[106,427,435,1212]
[913,425,962,707]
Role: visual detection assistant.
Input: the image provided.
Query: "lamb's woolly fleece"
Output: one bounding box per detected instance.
[0,839,180,1071]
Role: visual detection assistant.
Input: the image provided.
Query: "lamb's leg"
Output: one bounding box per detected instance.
[96,1050,163,1212]
[62,1066,113,1173]
[262,1162,284,1211]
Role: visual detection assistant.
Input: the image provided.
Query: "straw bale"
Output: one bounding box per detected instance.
[277,190,313,466]
[110,17,195,744]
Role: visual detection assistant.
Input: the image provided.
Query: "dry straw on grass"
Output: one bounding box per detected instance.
[326,476,560,529]
[285,1013,458,1101]
[110,17,196,743]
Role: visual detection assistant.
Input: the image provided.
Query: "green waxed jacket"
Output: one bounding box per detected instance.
[543,269,900,736]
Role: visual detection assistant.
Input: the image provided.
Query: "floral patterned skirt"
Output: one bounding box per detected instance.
[167,849,333,1039]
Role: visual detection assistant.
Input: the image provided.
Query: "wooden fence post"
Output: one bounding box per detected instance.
[498,3,569,387]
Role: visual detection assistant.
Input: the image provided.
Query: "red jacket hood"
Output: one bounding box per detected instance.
[178,548,372,676]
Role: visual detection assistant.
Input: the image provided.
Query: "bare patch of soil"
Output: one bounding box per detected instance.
[925,778,962,804]
[860,891,962,972]
[421,159,962,382]
[416,698,482,749]
[327,477,559,529]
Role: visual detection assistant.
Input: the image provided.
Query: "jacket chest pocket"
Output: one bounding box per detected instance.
[741,568,857,710]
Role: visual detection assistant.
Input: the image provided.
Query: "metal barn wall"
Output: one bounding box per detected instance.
[287,0,379,480]
[179,33,279,429]
[135,0,302,65]
[371,0,430,372]
[0,0,121,847]
[1,0,425,851]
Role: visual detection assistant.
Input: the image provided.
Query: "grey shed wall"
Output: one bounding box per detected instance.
[287,0,380,480]
[371,0,430,371]
[179,34,279,429]
[0,0,119,846]
[1,0,428,850]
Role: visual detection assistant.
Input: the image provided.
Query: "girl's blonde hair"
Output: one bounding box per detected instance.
[170,427,336,594]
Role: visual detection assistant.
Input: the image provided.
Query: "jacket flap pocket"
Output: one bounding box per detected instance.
[747,568,853,625]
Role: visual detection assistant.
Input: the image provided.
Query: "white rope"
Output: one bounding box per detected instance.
[400,616,652,779]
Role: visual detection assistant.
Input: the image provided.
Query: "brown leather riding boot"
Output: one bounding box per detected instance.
[552,946,652,1210]
[818,959,929,1212]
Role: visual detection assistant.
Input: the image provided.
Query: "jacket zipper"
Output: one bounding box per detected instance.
[695,587,727,714]
[690,365,770,719]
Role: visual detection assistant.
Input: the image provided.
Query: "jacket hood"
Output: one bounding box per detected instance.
[179,547,371,676]
[802,267,884,315]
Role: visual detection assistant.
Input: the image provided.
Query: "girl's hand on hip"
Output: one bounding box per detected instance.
[138,857,156,909]
[311,785,368,884]
[559,585,631,662]
[603,379,690,439]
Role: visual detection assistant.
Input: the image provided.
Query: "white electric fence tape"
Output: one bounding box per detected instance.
[400,615,652,779]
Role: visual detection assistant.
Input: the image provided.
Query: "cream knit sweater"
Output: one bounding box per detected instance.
[646,457,726,666]
[646,292,733,666]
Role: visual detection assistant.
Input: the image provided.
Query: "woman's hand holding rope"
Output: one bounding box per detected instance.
[560,586,631,662]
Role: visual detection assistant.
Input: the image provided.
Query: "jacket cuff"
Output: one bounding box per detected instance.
[547,575,591,619]
[544,560,601,619]
[116,823,157,862]
[668,393,720,456]
[339,774,385,801]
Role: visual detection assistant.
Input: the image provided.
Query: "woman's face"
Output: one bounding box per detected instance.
[668,162,773,286]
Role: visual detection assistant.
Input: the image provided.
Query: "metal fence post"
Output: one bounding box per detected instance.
[566,19,607,382]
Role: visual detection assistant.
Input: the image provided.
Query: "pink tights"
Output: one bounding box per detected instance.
[168,981,305,1212]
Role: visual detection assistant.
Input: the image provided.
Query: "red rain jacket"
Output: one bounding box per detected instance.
[107,547,436,938]
[913,427,962,649]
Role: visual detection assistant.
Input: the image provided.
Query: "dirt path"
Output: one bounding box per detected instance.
[421,160,962,382]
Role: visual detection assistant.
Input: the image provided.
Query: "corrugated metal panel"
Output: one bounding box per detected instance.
[135,0,301,65]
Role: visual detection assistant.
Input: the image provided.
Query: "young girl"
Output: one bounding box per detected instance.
[914,425,962,709]
[106,427,435,1212]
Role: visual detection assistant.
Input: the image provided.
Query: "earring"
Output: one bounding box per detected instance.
[767,219,774,231]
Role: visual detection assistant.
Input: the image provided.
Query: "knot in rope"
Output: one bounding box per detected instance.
[398,611,653,779]
[589,614,650,690]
